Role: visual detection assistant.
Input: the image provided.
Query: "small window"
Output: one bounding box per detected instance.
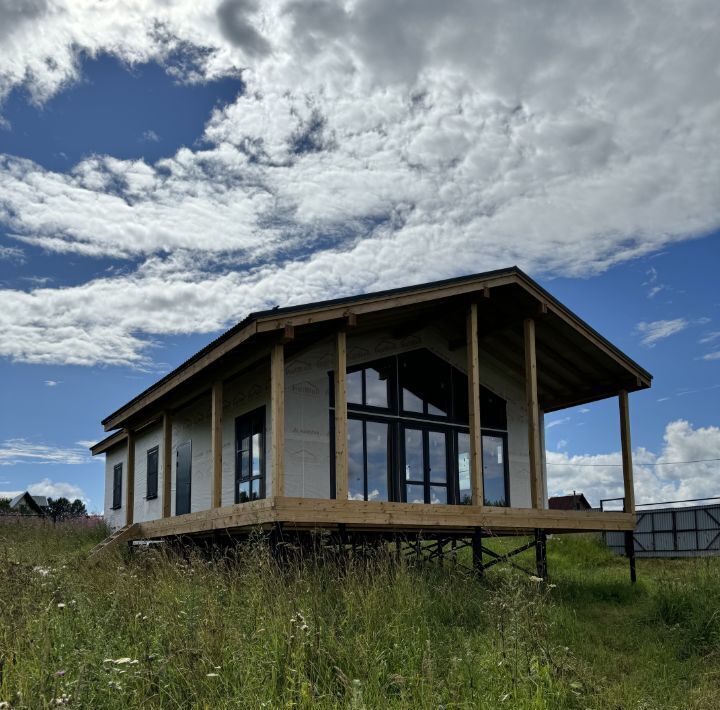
[112,463,122,509]
[146,446,159,499]
[236,407,265,503]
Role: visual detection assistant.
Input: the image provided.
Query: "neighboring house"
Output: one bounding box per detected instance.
[549,493,592,511]
[8,492,48,515]
[90,268,650,566]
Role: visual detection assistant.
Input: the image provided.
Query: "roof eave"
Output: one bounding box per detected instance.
[100,265,652,431]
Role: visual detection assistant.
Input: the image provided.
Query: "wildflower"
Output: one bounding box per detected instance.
[547,583,557,589]
[0,702,9,709]
[33,566,51,576]
[51,694,71,706]
[57,603,66,609]
[111,658,137,665]
[529,575,544,583]
[54,670,66,677]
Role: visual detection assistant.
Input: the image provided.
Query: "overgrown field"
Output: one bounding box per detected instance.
[1,520,719,709]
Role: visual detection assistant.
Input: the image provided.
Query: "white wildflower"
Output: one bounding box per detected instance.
[529,575,544,583]
[33,566,51,576]
[547,583,557,589]
[112,658,136,665]
[56,603,66,609]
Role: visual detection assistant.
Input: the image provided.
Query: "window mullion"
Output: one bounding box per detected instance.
[362,419,368,501]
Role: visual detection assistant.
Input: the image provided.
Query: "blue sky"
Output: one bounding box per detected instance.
[1,1,719,511]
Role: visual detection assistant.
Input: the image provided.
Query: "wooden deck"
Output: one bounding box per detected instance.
[128,497,634,542]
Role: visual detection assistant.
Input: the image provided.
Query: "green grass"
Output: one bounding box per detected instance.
[1,521,719,709]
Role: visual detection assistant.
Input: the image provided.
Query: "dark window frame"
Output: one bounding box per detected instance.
[235,406,266,504]
[146,445,159,500]
[329,348,510,506]
[400,422,456,505]
[346,411,395,502]
[479,430,511,507]
[111,462,123,510]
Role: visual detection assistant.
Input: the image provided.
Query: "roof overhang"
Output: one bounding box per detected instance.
[90,429,127,456]
[97,266,652,437]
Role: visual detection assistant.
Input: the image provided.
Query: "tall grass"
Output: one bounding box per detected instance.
[1,521,719,709]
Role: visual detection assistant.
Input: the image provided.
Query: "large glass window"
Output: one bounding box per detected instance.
[482,434,508,506]
[348,418,390,501]
[332,349,510,506]
[236,407,265,503]
[346,359,393,409]
[399,350,450,417]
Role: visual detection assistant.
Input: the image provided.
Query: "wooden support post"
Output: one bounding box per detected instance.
[619,390,635,515]
[472,527,484,576]
[334,329,349,501]
[211,380,223,508]
[625,530,637,584]
[467,303,484,507]
[162,411,172,518]
[125,430,135,526]
[270,342,285,498]
[535,529,548,580]
[524,318,543,509]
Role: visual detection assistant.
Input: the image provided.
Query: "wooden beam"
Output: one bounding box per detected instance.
[466,303,483,507]
[524,319,543,509]
[90,429,127,456]
[619,390,635,514]
[270,342,285,498]
[125,430,135,526]
[162,412,172,518]
[133,496,635,541]
[334,329,349,501]
[283,323,295,342]
[211,380,223,508]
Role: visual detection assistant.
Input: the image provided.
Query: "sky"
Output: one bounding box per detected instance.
[0,0,719,513]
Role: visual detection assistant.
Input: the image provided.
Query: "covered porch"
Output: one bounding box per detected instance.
[91,269,649,573]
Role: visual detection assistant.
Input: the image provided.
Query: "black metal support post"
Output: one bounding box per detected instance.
[624,530,636,584]
[472,527,484,576]
[535,529,547,580]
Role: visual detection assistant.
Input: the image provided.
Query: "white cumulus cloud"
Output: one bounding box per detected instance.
[0,1,720,365]
[547,419,720,507]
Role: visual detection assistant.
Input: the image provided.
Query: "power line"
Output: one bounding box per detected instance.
[546,457,720,467]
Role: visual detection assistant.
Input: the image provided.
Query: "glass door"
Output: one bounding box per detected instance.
[402,426,450,504]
